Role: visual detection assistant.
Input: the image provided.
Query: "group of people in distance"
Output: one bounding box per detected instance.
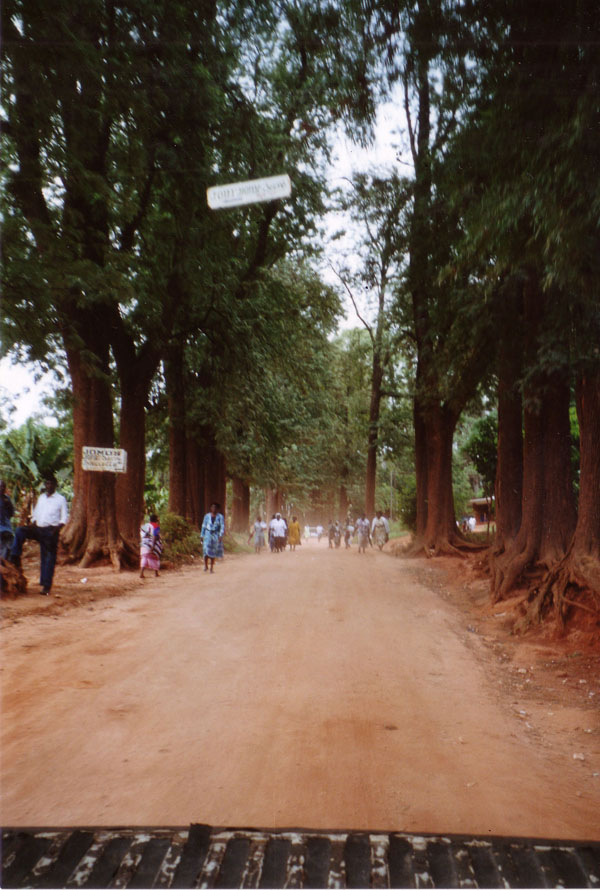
[248,512,302,553]
[326,510,390,553]
[247,509,391,555]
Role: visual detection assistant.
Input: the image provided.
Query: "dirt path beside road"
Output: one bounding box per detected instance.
[1,540,599,838]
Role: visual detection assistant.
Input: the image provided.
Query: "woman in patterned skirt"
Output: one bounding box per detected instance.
[201,502,225,573]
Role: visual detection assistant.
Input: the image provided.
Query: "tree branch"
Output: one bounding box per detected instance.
[328,262,375,346]
[403,71,417,167]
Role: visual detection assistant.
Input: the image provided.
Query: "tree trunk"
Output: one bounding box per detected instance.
[185,438,204,526]
[412,403,467,555]
[231,477,250,532]
[339,484,349,519]
[492,277,575,600]
[522,366,600,627]
[365,354,384,517]
[165,352,187,517]
[202,433,227,517]
[413,394,429,538]
[493,281,524,553]
[538,368,577,563]
[62,343,134,569]
[115,368,151,545]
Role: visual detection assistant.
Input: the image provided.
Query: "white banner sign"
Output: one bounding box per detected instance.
[207,174,292,209]
[82,447,127,473]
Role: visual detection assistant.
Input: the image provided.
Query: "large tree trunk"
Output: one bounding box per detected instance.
[185,438,204,526]
[202,433,227,517]
[231,477,250,532]
[411,402,467,555]
[62,342,134,569]
[165,352,187,517]
[492,278,576,600]
[115,366,152,545]
[413,394,429,538]
[522,366,600,627]
[493,281,524,553]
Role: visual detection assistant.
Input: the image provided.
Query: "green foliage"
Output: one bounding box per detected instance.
[0,418,73,504]
[158,513,201,563]
[463,413,498,499]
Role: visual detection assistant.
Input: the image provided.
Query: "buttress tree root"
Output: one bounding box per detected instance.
[517,546,600,632]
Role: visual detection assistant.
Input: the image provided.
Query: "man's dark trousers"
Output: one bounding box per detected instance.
[11,526,59,590]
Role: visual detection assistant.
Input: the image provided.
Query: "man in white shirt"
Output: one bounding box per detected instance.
[10,476,69,595]
[271,512,287,553]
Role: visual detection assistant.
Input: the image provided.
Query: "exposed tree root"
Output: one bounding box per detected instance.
[0,559,28,597]
[408,533,487,559]
[77,536,139,571]
[491,536,537,603]
[515,550,600,634]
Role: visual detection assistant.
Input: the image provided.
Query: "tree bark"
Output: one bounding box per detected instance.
[413,393,429,538]
[339,484,349,519]
[185,438,204,526]
[523,366,600,627]
[493,282,524,553]
[231,477,250,532]
[365,353,384,517]
[492,277,576,600]
[62,338,134,569]
[115,359,157,545]
[411,402,468,555]
[165,352,187,517]
[202,433,227,517]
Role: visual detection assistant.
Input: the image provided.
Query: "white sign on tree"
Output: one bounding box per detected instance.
[82,447,128,473]
[207,174,292,209]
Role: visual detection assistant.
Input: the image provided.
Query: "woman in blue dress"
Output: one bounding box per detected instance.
[201,502,225,573]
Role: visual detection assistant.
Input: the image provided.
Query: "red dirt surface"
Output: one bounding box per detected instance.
[1,539,599,839]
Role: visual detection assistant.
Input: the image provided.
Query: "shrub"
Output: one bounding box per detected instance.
[159,512,202,563]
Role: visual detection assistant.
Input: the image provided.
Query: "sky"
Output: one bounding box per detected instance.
[1,96,408,429]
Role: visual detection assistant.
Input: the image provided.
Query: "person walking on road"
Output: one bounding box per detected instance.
[287,516,301,551]
[201,502,225,573]
[371,510,390,550]
[140,513,162,578]
[327,520,335,549]
[271,513,287,552]
[344,518,354,549]
[10,475,69,595]
[356,514,370,553]
[248,516,266,553]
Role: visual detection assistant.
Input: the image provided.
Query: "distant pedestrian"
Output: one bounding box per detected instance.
[328,520,335,549]
[271,512,287,552]
[371,510,389,550]
[140,513,162,578]
[248,516,266,553]
[316,524,324,543]
[356,514,370,553]
[288,516,301,550]
[468,516,476,532]
[0,480,15,561]
[10,475,69,595]
[269,514,277,552]
[201,502,225,573]
[344,519,354,549]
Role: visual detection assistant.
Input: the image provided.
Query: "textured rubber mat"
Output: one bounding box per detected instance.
[2,825,599,888]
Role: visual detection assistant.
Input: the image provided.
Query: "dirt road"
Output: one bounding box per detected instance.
[2,540,599,838]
